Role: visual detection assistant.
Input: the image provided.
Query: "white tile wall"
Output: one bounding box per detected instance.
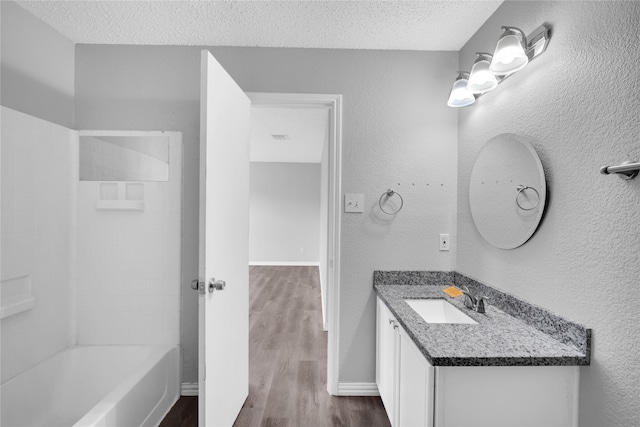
[76,133,181,346]
[1,107,78,382]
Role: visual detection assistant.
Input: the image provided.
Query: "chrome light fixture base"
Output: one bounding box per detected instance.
[524,25,551,61]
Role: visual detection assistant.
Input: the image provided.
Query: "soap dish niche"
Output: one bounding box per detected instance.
[1,275,36,319]
[96,182,145,211]
[100,183,119,200]
[126,183,144,201]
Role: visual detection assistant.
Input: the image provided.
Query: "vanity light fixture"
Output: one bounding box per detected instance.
[447,24,550,108]
[468,53,500,94]
[446,72,475,108]
[489,27,529,75]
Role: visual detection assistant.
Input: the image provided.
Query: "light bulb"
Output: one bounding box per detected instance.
[468,53,499,94]
[447,73,475,108]
[490,27,529,75]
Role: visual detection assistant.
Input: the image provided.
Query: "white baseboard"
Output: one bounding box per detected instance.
[319,265,327,331]
[337,382,380,396]
[249,262,320,266]
[183,381,377,398]
[181,382,199,396]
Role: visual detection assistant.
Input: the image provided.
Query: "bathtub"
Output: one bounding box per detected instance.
[1,345,180,427]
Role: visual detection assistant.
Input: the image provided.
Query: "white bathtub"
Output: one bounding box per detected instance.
[1,345,180,427]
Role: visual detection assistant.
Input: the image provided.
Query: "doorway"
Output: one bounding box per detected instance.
[247,93,342,395]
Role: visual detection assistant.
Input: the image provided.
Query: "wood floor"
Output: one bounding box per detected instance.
[160,265,391,427]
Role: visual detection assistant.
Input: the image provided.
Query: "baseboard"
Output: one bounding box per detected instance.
[249,262,320,266]
[336,382,380,396]
[319,265,327,331]
[181,382,199,396]
[183,380,378,397]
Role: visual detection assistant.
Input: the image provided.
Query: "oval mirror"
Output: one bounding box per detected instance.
[469,133,546,249]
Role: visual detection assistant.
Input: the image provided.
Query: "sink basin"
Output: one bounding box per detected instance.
[404,299,477,324]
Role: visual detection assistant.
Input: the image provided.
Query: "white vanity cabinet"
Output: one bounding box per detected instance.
[376,296,400,425]
[377,297,435,427]
[398,324,434,427]
[376,296,580,427]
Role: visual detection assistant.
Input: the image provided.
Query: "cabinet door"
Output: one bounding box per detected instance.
[376,297,399,426]
[399,327,434,427]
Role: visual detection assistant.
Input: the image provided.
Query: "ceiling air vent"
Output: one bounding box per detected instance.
[271,134,289,141]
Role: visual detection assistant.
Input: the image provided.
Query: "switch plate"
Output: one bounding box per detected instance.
[440,234,450,251]
[344,194,364,213]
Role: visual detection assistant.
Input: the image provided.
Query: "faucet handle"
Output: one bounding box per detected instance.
[461,286,477,309]
[475,296,490,314]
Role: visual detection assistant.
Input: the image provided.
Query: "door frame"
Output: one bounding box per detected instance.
[247,92,342,395]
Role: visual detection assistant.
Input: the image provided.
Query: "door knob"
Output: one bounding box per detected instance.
[208,278,226,293]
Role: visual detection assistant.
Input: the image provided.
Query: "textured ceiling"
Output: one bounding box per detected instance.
[16,0,502,51]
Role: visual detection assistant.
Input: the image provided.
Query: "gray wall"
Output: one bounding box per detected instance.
[74,45,459,384]
[458,2,640,426]
[249,162,321,264]
[0,1,75,128]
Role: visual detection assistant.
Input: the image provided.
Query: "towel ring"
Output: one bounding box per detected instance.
[379,189,404,215]
[515,185,540,211]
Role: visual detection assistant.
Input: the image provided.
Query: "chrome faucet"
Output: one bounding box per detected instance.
[461,286,488,314]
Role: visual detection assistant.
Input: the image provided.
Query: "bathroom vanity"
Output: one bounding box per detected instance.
[374,271,590,427]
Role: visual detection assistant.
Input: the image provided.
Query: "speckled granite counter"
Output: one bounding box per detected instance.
[374,271,591,367]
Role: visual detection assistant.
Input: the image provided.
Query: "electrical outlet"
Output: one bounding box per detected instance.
[440,234,450,251]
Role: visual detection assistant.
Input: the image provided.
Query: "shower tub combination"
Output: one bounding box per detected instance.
[1,345,179,427]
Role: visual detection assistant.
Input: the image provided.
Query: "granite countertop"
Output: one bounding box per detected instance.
[374,272,590,367]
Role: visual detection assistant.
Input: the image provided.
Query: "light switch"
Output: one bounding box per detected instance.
[344,194,364,213]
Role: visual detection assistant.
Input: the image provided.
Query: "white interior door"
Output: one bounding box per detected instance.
[198,50,251,426]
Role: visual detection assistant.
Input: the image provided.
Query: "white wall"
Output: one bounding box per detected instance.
[76,134,182,346]
[457,2,640,426]
[1,107,78,382]
[0,1,75,128]
[74,46,459,385]
[249,162,321,265]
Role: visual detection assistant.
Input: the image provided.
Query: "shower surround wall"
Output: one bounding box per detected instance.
[1,107,182,383]
[1,107,78,382]
[76,134,182,345]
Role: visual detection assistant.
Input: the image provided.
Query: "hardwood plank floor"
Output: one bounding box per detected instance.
[160,266,391,427]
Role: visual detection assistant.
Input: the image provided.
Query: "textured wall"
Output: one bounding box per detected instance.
[457,2,640,426]
[249,162,321,264]
[74,46,459,385]
[0,1,75,128]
